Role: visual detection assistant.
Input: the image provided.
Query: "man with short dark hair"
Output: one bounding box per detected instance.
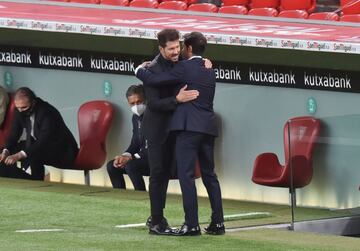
[0,87,78,180]
[136,32,225,236]
[139,29,199,235]
[106,84,149,191]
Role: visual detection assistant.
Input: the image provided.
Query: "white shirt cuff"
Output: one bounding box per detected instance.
[20,150,27,158]
[121,152,132,157]
[134,64,143,75]
[134,153,141,159]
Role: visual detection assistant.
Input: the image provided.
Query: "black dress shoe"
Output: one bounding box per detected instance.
[145,216,152,227]
[149,217,174,236]
[172,224,201,236]
[204,222,225,235]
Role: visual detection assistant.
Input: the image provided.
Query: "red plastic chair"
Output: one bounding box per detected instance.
[280,0,316,13]
[158,1,187,10]
[309,12,339,21]
[218,5,248,14]
[0,94,15,149]
[221,0,248,6]
[248,7,278,16]
[250,0,280,9]
[278,10,309,19]
[100,0,129,5]
[72,101,114,185]
[341,0,360,14]
[252,116,320,212]
[187,3,218,12]
[340,13,360,22]
[129,0,159,8]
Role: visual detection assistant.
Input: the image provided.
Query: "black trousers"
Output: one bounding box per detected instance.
[147,136,176,222]
[106,158,150,191]
[176,131,224,228]
[0,141,78,181]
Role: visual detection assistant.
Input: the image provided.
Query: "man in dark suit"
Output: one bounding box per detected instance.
[138,29,199,235]
[0,87,78,180]
[136,32,225,236]
[106,84,149,191]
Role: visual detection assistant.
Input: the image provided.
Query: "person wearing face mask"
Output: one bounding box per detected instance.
[0,87,79,180]
[106,84,150,191]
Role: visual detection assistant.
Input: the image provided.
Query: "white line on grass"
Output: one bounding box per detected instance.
[15,229,65,233]
[224,212,271,219]
[114,212,271,229]
[115,223,146,228]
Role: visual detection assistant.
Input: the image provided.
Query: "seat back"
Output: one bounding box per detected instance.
[158,1,187,10]
[280,0,316,13]
[309,12,339,21]
[130,0,159,8]
[250,0,280,9]
[248,7,278,16]
[74,101,114,170]
[221,0,248,6]
[187,3,218,12]
[341,0,360,15]
[340,13,360,22]
[218,5,248,14]
[278,10,309,19]
[0,94,15,148]
[284,116,320,168]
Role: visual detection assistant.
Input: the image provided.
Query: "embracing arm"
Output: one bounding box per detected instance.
[136,63,186,86]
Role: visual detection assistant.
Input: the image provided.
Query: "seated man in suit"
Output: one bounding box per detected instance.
[136,32,225,236]
[0,87,79,180]
[107,84,149,191]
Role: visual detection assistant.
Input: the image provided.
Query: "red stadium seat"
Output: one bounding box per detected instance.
[218,5,248,14]
[100,0,129,6]
[158,1,187,10]
[280,0,316,13]
[72,100,114,185]
[221,0,249,7]
[70,0,100,3]
[248,7,278,16]
[130,0,159,8]
[187,3,218,12]
[278,10,309,19]
[308,12,339,21]
[341,0,360,14]
[250,0,280,9]
[252,116,320,209]
[340,13,360,22]
[0,94,15,149]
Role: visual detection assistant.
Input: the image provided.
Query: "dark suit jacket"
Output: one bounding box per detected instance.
[5,97,78,164]
[137,57,218,137]
[125,114,147,159]
[142,54,178,144]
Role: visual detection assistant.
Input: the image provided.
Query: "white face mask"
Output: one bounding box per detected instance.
[131,103,146,116]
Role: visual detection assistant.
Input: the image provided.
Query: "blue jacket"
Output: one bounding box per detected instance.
[137,57,218,137]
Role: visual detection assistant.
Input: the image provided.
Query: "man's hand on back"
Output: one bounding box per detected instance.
[176,85,199,103]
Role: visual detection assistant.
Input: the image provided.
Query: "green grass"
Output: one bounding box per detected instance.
[0,178,359,251]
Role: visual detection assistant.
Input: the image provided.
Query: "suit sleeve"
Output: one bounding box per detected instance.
[145,86,178,112]
[124,116,141,155]
[137,62,185,86]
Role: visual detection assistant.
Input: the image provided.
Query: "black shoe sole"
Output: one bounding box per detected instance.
[204,230,225,235]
